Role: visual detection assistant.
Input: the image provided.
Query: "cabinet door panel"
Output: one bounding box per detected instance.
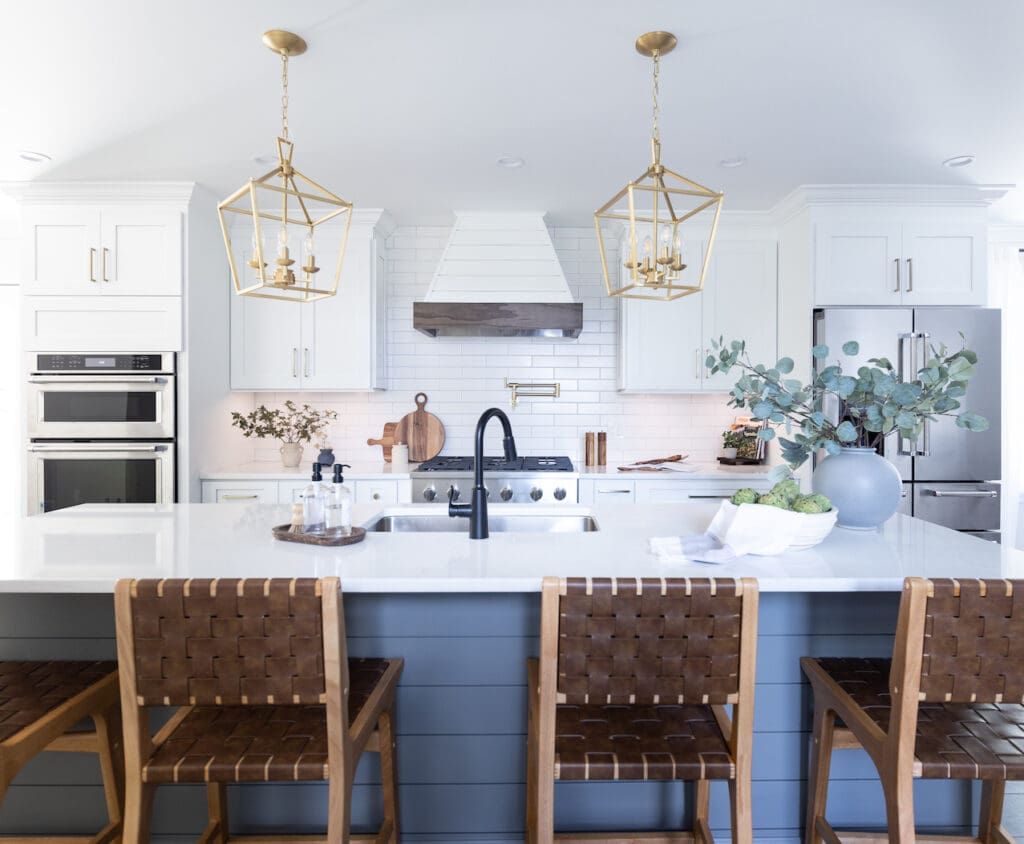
[619,294,703,391]
[702,240,778,391]
[302,235,376,390]
[814,222,902,305]
[201,481,278,504]
[22,209,100,295]
[901,223,986,306]
[355,481,399,504]
[100,209,182,295]
[230,286,303,390]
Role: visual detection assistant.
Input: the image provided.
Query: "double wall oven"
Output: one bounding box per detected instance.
[26,353,176,514]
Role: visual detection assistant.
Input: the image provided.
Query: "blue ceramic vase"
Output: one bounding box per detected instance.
[811,446,902,530]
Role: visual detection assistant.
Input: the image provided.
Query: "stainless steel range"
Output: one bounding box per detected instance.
[411,456,578,504]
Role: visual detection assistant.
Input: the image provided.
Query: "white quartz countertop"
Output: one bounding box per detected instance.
[5,502,1021,594]
[202,461,413,480]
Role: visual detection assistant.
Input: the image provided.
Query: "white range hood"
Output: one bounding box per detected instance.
[413,212,583,338]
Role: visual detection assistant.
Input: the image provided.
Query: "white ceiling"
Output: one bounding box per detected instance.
[4,0,1024,224]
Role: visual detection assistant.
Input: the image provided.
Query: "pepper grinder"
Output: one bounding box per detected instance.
[597,431,607,466]
[585,432,596,466]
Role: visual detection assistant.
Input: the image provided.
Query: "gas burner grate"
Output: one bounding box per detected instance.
[415,455,574,472]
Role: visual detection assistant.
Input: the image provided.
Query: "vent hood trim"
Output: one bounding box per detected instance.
[413,301,582,338]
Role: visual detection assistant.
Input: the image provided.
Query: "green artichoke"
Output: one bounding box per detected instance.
[792,496,826,514]
[770,479,801,505]
[730,488,760,505]
[755,491,790,509]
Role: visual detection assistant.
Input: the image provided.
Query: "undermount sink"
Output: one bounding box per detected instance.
[366,512,599,534]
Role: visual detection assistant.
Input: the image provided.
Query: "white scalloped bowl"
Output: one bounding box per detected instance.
[788,508,839,551]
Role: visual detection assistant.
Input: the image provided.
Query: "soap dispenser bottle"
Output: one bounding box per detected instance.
[325,463,353,535]
[302,462,327,534]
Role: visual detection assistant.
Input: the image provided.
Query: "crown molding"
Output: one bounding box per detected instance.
[0,180,198,205]
[771,183,1014,222]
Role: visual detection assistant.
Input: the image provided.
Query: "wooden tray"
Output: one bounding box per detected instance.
[272,525,366,546]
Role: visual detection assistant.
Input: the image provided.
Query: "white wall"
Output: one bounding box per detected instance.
[0,206,21,517]
[212,225,741,469]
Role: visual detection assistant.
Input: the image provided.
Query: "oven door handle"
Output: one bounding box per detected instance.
[28,444,168,453]
[28,376,168,385]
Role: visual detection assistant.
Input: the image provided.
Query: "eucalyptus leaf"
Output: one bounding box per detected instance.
[752,401,774,420]
[824,440,842,456]
[835,421,858,443]
[758,428,776,441]
[812,344,830,359]
[776,357,794,374]
[842,341,860,355]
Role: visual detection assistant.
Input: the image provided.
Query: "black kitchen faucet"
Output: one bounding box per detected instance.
[448,408,518,539]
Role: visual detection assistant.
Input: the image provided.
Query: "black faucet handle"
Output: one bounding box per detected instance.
[448,485,471,519]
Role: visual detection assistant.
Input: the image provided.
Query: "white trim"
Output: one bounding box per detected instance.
[0,180,197,205]
[771,183,1012,222]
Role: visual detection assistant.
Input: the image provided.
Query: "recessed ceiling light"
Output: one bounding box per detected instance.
[18,150,51,164]
[719,156,747,168]
[942,154,975,168]
[497,156,525,170]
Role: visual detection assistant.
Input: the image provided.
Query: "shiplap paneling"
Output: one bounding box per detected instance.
[0,591,985,839]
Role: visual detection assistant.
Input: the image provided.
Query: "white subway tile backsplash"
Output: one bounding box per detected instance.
[221,225,739,466]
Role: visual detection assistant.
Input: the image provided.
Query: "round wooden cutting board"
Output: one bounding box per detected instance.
[394,393,445,462]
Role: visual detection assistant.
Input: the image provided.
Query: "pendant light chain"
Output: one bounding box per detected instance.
[651,51,661,146]
[280,53,290,140]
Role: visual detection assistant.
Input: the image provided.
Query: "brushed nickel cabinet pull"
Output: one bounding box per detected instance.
[894,258,900,293]
[906,257,913,292]
[89,248,97,282]
[695,348,701,380]
[102,247,110,282]
[222,494,259,500]
[304,348,311,378]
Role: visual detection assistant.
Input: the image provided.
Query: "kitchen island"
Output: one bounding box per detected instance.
[2,502,1019,841]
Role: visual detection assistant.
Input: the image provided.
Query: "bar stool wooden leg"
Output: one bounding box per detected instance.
[978,780,1006,844]
[199,782,228,844]
[378,708,400,844]
[122,780,155,844]
[326,758,354,844]
[694,779,711,843]
[92,704,124,836]
[881,770,917,844]
[805,704,836,844]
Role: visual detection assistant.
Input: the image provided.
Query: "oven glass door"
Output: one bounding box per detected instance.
[27,375,175,439]
[28,444,175,515]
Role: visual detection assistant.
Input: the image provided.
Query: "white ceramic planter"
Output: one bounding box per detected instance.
[279,442,304,468]
[812,446,902,530]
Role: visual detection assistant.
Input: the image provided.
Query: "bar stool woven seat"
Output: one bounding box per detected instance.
[803,578,1024,844]
[115,577,402,844]
[0,661,123,842]
[527,576,760,844]
[143,658,390,783]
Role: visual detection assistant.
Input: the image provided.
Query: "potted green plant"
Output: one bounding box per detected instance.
[706,337,987,528]
[720,429,745,459]
[231,400,339,468]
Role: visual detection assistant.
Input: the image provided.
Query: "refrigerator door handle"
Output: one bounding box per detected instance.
[915,332,931,457]
[896,333,915,456]
[922,489,998,498]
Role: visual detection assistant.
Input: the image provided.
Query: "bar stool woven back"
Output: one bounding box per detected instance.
[527,576,759,844]
[115,577,402,844]
[802,577,1024,844]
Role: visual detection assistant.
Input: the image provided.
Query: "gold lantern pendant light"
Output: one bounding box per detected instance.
[595,32,724,301]
[217,30,353,303]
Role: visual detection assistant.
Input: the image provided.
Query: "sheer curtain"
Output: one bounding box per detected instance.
[989,241,1023,548]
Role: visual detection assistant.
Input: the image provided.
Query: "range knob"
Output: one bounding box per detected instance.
[530,487,543,501]
[448,485,461,502]
[553,487,567,501]
[422,485,437,502]
[500,486,514,502]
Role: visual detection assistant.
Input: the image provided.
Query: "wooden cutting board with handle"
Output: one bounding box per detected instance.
[394,393,445,462]
[366,421,398,462]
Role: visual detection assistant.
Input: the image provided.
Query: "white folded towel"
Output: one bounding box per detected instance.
[649,501,804,564]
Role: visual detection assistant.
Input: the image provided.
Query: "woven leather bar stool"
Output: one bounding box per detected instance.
[114,577,402,844]
[0,660,122,842]
[803,577,1024,844]
[526,576,760,844]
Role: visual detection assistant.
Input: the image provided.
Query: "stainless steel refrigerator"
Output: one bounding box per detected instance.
[813,308,1001,541]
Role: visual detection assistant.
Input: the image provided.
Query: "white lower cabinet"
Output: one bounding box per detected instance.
[201,481,278,505]
[201,477,410,504]
[580,477,774,505]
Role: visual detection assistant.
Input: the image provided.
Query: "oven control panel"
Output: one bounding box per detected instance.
[33,353,173,373]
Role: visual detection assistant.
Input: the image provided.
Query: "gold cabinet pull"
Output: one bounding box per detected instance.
[102,247,109,282]
[292,348,298,378]
[222,494,259,500]
[304,348,311,378]
[894,258,900,293]
[906,257,913,292]
[89,248,97,282]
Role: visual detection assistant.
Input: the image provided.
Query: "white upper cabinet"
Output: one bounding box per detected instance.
[619,239,778,393]
[230,210,392,391]
[22,205,181,296]
[814,215,987,306]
